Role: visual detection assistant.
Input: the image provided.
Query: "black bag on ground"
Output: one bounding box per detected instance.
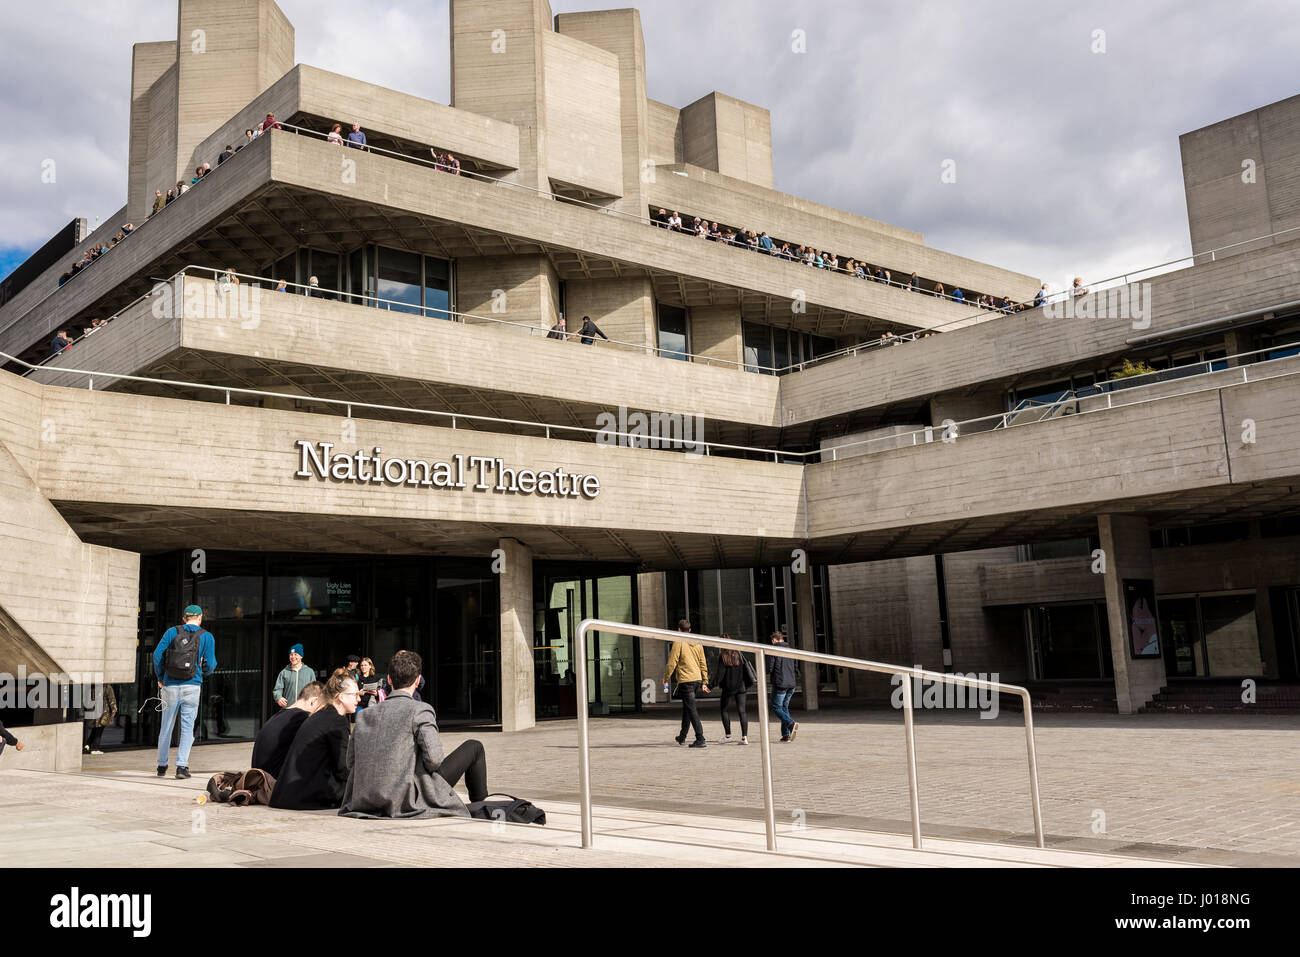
[466,793,547,826]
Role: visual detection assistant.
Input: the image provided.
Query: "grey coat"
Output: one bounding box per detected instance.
[338,690,470,820]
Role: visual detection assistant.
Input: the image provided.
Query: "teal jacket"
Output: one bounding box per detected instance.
[272,663,316,706]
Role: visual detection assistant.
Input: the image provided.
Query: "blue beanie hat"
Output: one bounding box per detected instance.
[289,643,304,658]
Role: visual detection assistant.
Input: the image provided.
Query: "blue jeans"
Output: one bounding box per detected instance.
[157,683,201,768]
[770,688,795,737]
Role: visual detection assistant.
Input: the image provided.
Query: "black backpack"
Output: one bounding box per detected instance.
[466,794,547,826]
[164,625,208,681]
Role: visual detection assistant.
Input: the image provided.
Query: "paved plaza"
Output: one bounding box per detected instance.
[2,705,1298,867]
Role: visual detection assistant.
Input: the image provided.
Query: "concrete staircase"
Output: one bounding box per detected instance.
[1141,679,1300,714]
[1000,681,1118,713]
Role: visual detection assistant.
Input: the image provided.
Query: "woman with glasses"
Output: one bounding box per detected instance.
[269,672,358,810]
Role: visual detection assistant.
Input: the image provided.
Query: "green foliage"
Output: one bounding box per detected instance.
[1110,359,1157,380]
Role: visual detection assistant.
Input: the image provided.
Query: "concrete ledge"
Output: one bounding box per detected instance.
[0,723,82,772]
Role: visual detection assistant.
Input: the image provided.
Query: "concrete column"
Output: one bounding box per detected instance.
[636,571,670,704]
[497,537,535,732]
[1098,515,1166,713]
[794,567,820,712]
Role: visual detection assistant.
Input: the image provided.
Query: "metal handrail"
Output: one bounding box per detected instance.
[573,618,1044,853]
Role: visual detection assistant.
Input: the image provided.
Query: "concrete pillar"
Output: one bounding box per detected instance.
[794,567,819,711]
[636,571,670,704]
[497,537,535,732]
[1098,515,1166,713]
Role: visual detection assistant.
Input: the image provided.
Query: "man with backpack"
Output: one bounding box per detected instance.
[152,604,217,779]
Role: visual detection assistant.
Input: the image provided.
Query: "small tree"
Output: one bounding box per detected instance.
[1110,359,1157,380]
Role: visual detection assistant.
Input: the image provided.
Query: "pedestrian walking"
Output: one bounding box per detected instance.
[153,604,218,778]
[766,631,799,742]
[714,642,755,743]
[663,619,709,748]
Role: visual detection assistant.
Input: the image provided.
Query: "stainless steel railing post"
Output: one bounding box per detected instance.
[1021,690,1045,847]
[901,670,922,849]
[577,620,594,848]
[754,648,778,852]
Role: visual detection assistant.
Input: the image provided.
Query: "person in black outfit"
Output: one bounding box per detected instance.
[269,673,357,810]
[713,642,754,744]
[766,632,799,742]
[0,720,23,757]
[251,681,323,779]
[577,315,608,346]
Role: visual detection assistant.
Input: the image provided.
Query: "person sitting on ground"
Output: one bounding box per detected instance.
[250,681,323,780]
[327,123,344,145]
[340,650,488,819]
[577,315,608,346]
[269,672,357,810]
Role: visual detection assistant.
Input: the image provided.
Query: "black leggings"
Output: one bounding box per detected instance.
[720,692,748,737]
[436,739,489,803]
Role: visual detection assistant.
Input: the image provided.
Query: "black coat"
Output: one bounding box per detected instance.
[250,707,311,780]
[269,706,349,809]
[713,660,752,694]
[766,647,798,690]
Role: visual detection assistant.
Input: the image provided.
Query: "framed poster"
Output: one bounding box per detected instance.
[1124,578,1161,658]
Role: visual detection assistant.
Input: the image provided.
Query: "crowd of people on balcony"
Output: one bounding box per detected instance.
[649,207,1050,314]
[56,223,136,287]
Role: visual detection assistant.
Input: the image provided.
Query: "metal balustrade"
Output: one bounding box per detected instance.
[573,618,1044,852]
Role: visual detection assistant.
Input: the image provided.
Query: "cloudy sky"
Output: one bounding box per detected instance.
[2,0,1297,291]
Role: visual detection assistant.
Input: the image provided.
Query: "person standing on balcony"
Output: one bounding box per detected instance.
[547,316,569,341]
[664,619,710,749]
[48,330,72,358]
[347,122,367,150]
[577,315,608,346]
[327,123,344,146]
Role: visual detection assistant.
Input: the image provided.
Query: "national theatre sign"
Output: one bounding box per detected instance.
[293,440,601,499]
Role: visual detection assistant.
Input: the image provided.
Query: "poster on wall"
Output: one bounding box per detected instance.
[1124,578,1161,658]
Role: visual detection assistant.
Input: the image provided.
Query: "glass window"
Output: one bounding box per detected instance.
[348,247,366,305]
[1203,594,1262,675]
[743,322,772,374]
[773,328,790,370]
[376,246,422,315]
[435,564,498,721]
[657,304,689,360]
[310,250,340,301]
[424,256,451,320]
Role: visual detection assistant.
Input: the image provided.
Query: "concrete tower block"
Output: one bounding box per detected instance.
[680,92,773,189]
[451,0,553,191]
[175,0,294,183]
[555,9,649,214]
[127,41,178,224]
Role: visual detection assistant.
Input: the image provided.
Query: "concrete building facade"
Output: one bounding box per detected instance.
[3,0,1300,758]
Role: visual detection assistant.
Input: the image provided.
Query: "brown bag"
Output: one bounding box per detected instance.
[206,768,277,806]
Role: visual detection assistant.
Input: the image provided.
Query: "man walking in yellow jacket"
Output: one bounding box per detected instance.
[663,619,710,748]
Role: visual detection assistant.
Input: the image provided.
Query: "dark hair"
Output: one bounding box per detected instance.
[720,647,740,667]
[770,631,786,643]
[388,649,423,689]
[677,618,691,631]
[296,681,324,703]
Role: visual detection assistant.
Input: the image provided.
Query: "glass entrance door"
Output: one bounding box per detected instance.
[1161,597,1204,677]
[534,568,639,719]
